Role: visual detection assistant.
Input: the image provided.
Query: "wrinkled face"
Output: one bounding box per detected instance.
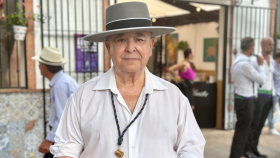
[263,38,274,54]
[105,32,155,74]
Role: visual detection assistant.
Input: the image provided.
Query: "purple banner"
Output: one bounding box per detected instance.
[74,34,98,73]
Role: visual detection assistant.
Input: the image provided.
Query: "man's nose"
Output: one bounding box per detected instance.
[126,40,136,53]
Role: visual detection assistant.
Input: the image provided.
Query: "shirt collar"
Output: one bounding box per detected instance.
[92,67,167,94]
[49,70,64,87]
[239,53,250,60]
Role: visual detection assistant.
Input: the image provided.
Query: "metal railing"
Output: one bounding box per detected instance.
[0,0,27,89]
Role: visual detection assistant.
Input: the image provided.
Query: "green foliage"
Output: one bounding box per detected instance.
[5,3,34,27]
[177,41,189,51]
[276,32,280,39]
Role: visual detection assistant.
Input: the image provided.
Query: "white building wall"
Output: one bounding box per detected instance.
[174,22,219,70]
[33,0,106,88]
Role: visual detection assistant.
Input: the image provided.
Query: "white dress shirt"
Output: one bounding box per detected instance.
[231,53,265,97]
[251,52,275,95]
[50,67,205,158]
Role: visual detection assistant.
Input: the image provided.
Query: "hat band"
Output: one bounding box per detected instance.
[40,56,62,64]
[106,19,152,31]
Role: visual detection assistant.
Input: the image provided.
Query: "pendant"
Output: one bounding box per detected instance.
[115,148,124,158]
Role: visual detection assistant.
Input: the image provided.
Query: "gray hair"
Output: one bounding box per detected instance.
[241,37,255,51]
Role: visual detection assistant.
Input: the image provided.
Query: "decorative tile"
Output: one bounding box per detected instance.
[10,135,24,151]
[9,150,23,158]
[8,93,25,109]
[0,94,8,108]
[8,121,25,136]
[0,137,10,151]
[0,152,10,158]
[0,125,7,136]
[10,108,24,121]
[0,107,10,125]
[25,93,41,105]
[25,133,40,152]
[24,106,39,121]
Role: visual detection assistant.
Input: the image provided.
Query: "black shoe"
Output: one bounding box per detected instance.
[245,151,258,158]
[252,150,267,158]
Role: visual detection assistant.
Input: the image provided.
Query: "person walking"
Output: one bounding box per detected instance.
[230,37,265,158]
[267,53,280,136]
[168,48,196,110]
[32,47,79,158]
[49,2,205,158]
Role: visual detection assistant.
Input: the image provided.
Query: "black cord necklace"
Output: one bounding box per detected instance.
[111,92,149,158]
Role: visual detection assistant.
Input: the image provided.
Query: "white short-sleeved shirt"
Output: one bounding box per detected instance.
[50,67,205,158]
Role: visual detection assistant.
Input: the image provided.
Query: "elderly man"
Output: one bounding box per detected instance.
[247,37,275,158]
[50,2,205,158]
[230,37,265,158]
[32,47,79,158]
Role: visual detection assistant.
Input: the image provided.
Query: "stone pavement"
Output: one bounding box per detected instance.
[203,123,280,158]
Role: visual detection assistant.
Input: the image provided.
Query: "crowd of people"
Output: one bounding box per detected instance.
[230,37,280,158]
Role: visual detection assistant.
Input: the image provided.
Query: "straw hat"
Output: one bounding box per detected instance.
[83,2,176,42]
[32,47,68,66]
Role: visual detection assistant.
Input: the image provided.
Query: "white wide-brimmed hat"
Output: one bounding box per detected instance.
[32,47,68,66]
[83,2,176,42]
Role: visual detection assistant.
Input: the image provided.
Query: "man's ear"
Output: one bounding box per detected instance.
[105,40,110,54]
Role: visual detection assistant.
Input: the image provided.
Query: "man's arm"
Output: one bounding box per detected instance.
[38,87,69,154]
[50,94,84,157]
[175,96,206,158]
[241,63,265,85]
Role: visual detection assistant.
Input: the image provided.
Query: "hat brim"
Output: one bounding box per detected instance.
[83,26,176,42]
[32,56,68,66]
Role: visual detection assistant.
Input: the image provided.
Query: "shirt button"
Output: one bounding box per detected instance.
[131,146,135,150]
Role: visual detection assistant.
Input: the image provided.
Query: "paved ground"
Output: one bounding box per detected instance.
[203,123,280,158]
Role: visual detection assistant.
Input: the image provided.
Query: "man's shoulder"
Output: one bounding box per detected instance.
[55,73,78,86]
[149,73,182,94]
[71,74,104,97]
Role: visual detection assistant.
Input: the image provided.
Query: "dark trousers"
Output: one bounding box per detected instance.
[44,153,54,158]
[177,80,195,105]
[230,98,254,158]
[246,95,272,152]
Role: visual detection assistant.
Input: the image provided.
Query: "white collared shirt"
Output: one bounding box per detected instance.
[251,52,275,95]
[50,67,205,158]
[231,53,265,97]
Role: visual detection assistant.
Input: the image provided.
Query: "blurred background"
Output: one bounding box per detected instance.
[0,0,279,157]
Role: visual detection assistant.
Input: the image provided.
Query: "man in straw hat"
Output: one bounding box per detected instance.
[32,47,79,158]
[50,2,205,158]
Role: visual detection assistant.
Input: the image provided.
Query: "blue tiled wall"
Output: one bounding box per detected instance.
[0,92,50,158]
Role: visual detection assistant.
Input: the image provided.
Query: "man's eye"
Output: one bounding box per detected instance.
[118,39,125,42]
[137,39,144,42]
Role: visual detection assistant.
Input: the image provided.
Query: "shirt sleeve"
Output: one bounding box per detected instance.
[46,87,69,142]
[175,96,206,158]
[241,62,265,85]
[50,94,84,158]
